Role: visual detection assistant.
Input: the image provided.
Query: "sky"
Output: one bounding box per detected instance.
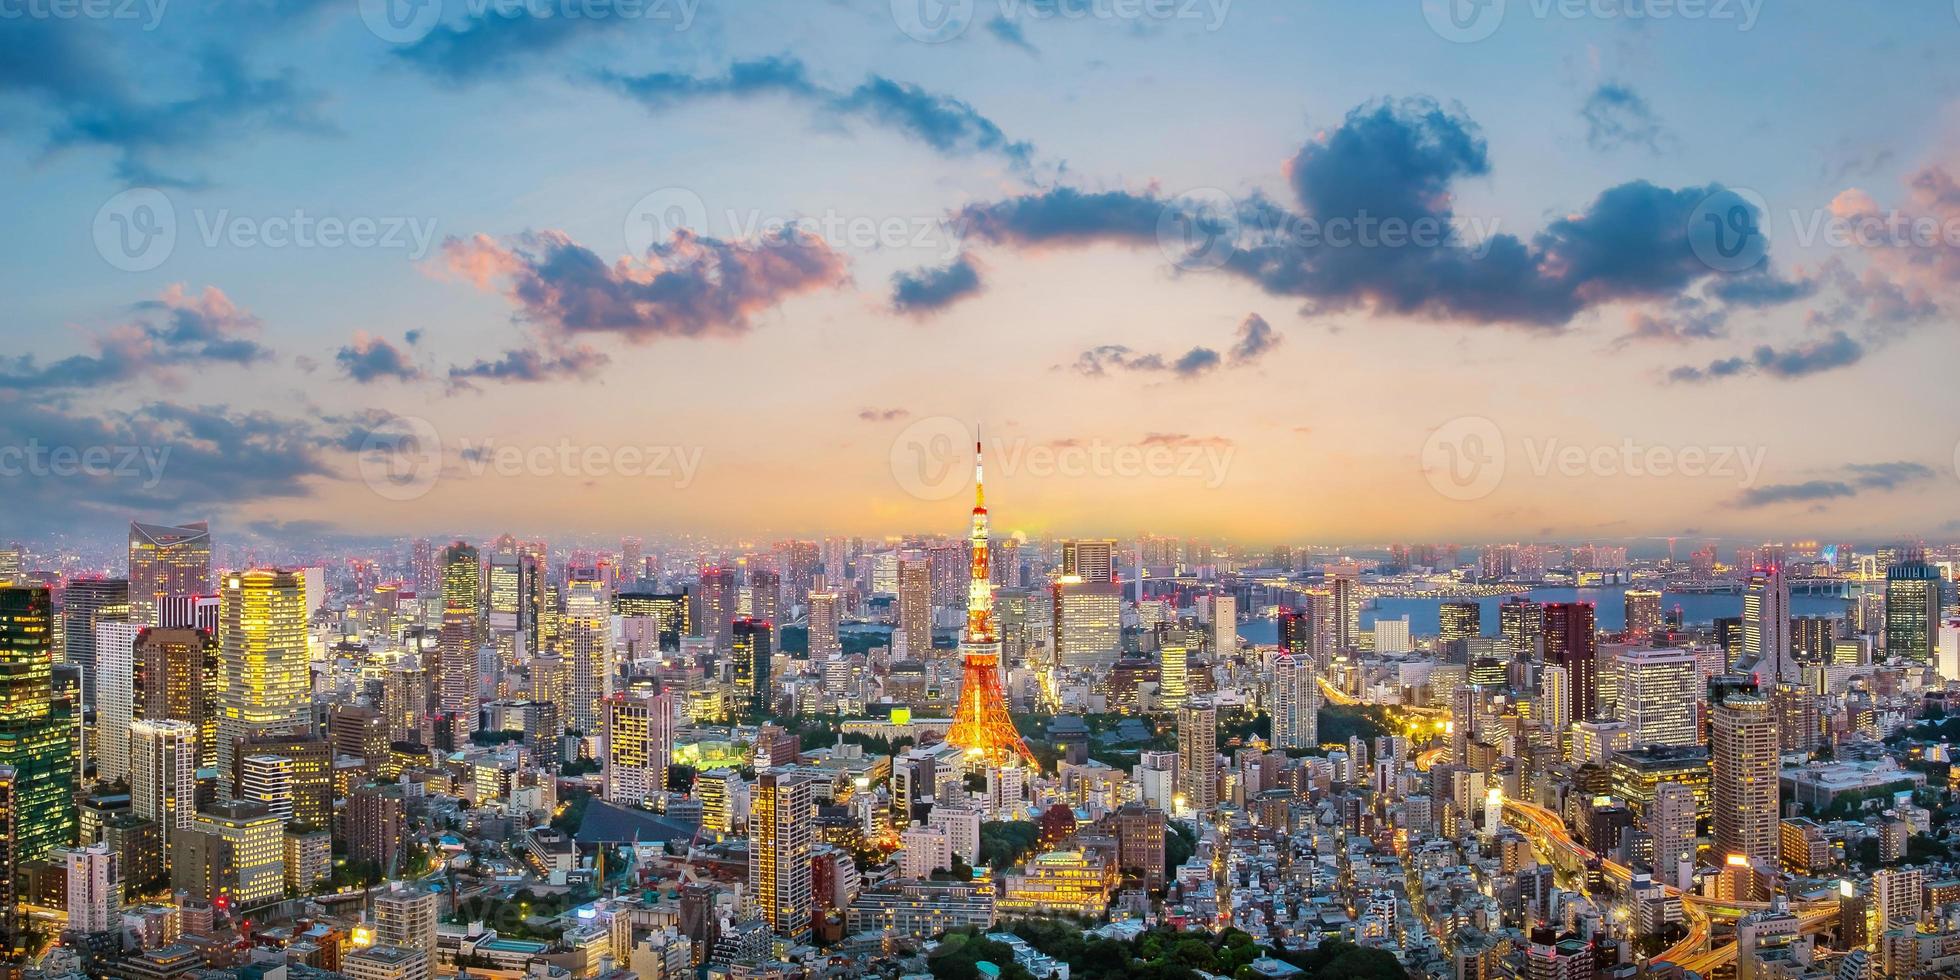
[3,0,1960,547]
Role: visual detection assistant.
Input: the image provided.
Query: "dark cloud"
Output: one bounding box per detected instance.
[441,227,847,342]
[447,342,612,388]
[0,285,271,392]
[986,17,1039,54]
[335,333,425,384]
[1733,460,1935,509]
[0,399,333,531]
[600,56,1031,166]
[857,408,911,422]
[916,98,1806,328]
[392,1,696,82]
[1580,82,1667,153]
[1667,332,1866,383]
[891,256,983,314]
[1227,313,1280,364]
[0,23,326,185]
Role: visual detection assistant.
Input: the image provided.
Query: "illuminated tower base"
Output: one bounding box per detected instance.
[947,639,1035,769]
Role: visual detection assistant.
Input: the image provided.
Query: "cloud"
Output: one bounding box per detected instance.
[446,342,612,389]
[987,17,1039,54]
[1669,331,1866,383]
[0,399,334,531]
[1227,313,1280,364]
[335,332,425,384]
[0,285,271,391]
[857,408,911,422]
[911,98,1809,328]
[599,56,1032,166]
[392,1,693,81]
[1139,433,1233,448]
[1071,344,1218,380]
[440,227,848,342]
[891,256,983,314]
[1580,82,1667,153]
[0,23,326,185]
[1733,460,1935,509]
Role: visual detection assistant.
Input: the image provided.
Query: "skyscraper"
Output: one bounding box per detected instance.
[0,587,74,866]
[1271,653,1317,751]
[127,521,212,628]
[750,771,814,943]
[61,577,128,698]
[1623,588,1663,642]
[1439,601,1481,645]
[1158,640,1188,711]
[216,570,308,797]
[1176,699,1217,816]
[1540,664,1571,735]
[895,551,931,660]
[1613,647,1698,748]
[732,618,773,718]
[1542,603,1597,722]
[1060,539,1117,583]
[1744,564,1795,684]
[1500,596,1544,658]
[1212,594,1237,658]
[1885,555,1942,663]
[133,627,217,769]
[1712,694,1780,866]
[1053,577,1122,669]
[437,543,481,738]
[602,690,674,804]
[93,619,143,783]
[807,590,841,660]
[564,569,611,733]
[129,719,197,867]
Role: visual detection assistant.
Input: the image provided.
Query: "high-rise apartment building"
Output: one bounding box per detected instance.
[1176,699,1217,816]
[750,771,814,943]
[1712,695,1780,866]
[895,552,931,661]
[602,691,674,804]
[93,619,143,783]
[1623,589,1663,642]
[807,591,841,660]
[129,719,197,867]
[65,842,120,933]
[1271,653,1317,751]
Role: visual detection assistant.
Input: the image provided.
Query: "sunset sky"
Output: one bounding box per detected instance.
[4,0,1959,545]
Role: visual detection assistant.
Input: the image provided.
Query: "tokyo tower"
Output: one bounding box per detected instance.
[946,430,1037,769]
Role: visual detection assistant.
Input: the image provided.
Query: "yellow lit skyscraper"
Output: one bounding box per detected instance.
[1053,576,1122,670]
[564,569,610,734]
[216,570,308,797]
[1712,694,1780,866]
[127,521,212,628]
[749,770,814,943]
[0,587,75,867]
[438,543,481,739]
[895,551,930,660]
[1624,588,1663,642]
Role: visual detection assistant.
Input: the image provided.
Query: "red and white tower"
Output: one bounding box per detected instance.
[946,429,1036,769]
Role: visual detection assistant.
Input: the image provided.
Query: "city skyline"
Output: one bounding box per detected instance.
[3,4,1960,540]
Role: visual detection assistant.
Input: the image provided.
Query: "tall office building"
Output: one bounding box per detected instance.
[1543,603,1597,721]
[1158,641,1189,710]
[750,771,814,943]
[1439,602,1481,645]
[732,618,773,718]
[0,587,76,865]
[807,591,841,660]
[564,569,612,734]
[215,570,308,797]
[1885,555,1942,664]
[129,719,197,865]
[1271,653,1317,751]
[127,521,212,627]
[895,552,931,660]
[1613,648,1698,748]
[1540,664,1572,735]
[1212,594,1237,657]
[1060,539,1117,583]
[616,591,690,651]
[1053,577,1122,669]
[1712,695,1780,865]
[409,538,437,594]
[1278,608,1317,662]
[437,544,481,738]
[94,619,143,783]
[1500,596,1544,658]
[61,577,128,697]
[694,566,736,650]
[486,550,528,682]
[1176,699,1218,816]
[1743,565,1795,684]
[602,691,674,804]
[184,801,284,909]
[1624,589,1663,642]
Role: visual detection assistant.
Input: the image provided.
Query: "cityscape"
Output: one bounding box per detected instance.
[8,1,1960,979]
